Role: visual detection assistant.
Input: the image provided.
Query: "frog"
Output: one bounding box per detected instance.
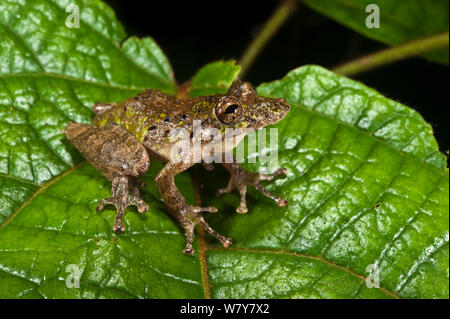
[64,80,290,255]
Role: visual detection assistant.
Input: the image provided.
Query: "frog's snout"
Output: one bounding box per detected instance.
[275,98,290,120]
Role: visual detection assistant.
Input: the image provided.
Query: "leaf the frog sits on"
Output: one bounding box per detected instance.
[64,81,290,255]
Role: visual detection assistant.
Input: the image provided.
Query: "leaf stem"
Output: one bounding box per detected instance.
[333,32,449,76]
[238,0,297,79]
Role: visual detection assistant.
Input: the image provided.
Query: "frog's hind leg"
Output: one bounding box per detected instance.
[64,122,150,232]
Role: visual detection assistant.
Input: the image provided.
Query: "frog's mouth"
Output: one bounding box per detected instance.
[243,97,290,129]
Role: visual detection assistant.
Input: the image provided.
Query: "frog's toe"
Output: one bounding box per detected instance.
[129,183,150,214]
[178,208,232,254]
[113,219,125,233]
[215,187,232,198]
[277,198,289,207]
[129,193,150,214]
[254,182,288,207]
[261,167,287,180]
[222,237,233,248]
[215,180,234,198]
[183,246,195,255]
[97,197,113,212]
[236,204,248,214]
[96,201,105,212]
[196,216,233,248]
[136,200,149,214]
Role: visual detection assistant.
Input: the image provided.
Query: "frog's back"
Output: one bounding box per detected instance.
[93,89,188,141]
[92,89,221,161]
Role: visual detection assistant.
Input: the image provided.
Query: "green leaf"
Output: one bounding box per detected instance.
[202,66,449,298]
[302,0,449,64]
[0,162,204,298]
[0,0,202,299]
[0,0,448,299]
[207,250,393,298]
[189,60,240,97]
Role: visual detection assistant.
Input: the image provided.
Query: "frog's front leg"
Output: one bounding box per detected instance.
[217,159,288,214]
[155,161,232,255]
[64,122,150,232]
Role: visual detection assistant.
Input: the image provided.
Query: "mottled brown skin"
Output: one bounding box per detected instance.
[64,81,290,255]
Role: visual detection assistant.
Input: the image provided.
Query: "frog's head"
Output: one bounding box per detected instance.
[213,80,290,130]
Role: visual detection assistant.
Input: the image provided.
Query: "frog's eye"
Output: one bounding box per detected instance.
[214,96,244,125]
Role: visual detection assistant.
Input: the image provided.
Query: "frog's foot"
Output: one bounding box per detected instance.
[129,181,150,214]
[97,175,149,233]
[217,165,288,214]
[179,205,232,255]
[155,160,232,255]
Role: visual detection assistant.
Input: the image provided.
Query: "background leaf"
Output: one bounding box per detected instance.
[302,0,449,64]
[0,0,448,299]
[189,60,240,97]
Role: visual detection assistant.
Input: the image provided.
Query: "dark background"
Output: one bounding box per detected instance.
[104,0,449,152]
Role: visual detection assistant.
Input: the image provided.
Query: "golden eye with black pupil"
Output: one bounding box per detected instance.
[225,104,239,114]
[214,96,244,125]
